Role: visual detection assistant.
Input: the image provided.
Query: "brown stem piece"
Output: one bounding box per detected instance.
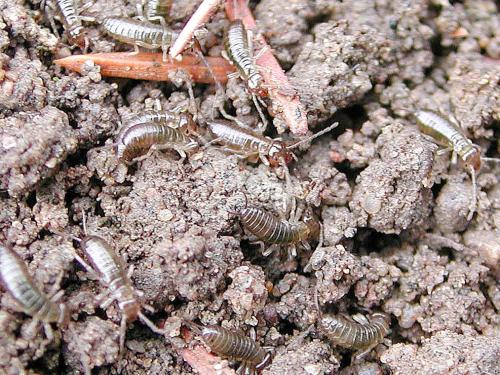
[54,52,234,84]
[180,345,237,375]
[170,0,224,59]
[225,0,308,135]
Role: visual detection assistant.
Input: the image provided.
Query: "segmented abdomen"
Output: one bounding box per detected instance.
[116,122,190,162]
[123,110,191,130]
[239,207,308,244]
[56,0,79,27]
[0,244,59,322]
[102,17,177,48]
[207,120,268,153]
[321,314,390,350]
[224,20,261,85]
[200,325,269,367]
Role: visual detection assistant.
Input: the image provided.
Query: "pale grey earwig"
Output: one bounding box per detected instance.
[414,110,500,220]
[235,204,321,257]
[223,20,268,129]
[91,111,198,164]
[319,312,391,361]
[184,321,273,374]
[102,17,179,61]
[63,212,164,360]
[314,287,391,361]
[207,119,338,168]
[0,243,68,340]
[42,0,93,50]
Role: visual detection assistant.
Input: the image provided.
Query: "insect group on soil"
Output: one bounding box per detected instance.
[5,0,497,374]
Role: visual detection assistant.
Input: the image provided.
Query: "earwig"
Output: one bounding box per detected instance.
[0,243,68,340]
[42,0,92,49]
[102,17,178,61]
[319,313,391,361]
[236,205,321,257]
[185,321,273,374]
[414,110,500,220]
[207,120,338,167]
[223,20,268,129]
[137,0,173,24]
[66,212,164,360]
[91,111,198,164]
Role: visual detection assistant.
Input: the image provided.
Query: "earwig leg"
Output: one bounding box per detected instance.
[24,318,40,340]
[135,3,146,20]
[118,315,127,365]
[353,346,375,363]
[129,44,141,56]
[253,45,270,61]
[351,313,370,325]
[289,244,297,258]
[43,321,54,341]
[100,295,115,310]
[251,93,268,132]
[138,312,165,335]
[48,289,65,303]
[436,147,452,156]
[127,264,135,279]
[47,271,65,298]
[218,106,249,130]
[73,253,99,280]
[142,304,156,313]
[467,166,477,221]
[79,16,96,23]
[301,241,311,252]
[261,244,279,257]
[451,151,458,165]
[227,71,240,80]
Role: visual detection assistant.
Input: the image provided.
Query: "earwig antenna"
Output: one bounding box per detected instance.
[467,165,477,221]
[481,157,500,163]
[287,122,339,150]
[81,208,88,236]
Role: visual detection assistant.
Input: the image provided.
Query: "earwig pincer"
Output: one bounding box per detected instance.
[184,321,273,374]
[315,288,391,361]
[91,111,198,164]
[102,17,179,61]
[207,120,338,167]
[234,198,321,257]
[0,243,68,340]
[65,213,164,359]
[42,0,93,49]
[414,110,500,220]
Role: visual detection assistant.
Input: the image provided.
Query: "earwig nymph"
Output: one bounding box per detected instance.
[236,205,321,257]
[64,213,164,359]
[0,243,68,340]
[185,321,273,374]
[319,312,391,361]
[102,17,179,61]
[414,110,499,220]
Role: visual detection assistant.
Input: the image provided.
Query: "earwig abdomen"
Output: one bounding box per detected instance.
[0,244,66,324]
[208,120,268,155]
[414,110,481,171]
[320,313,390,351]
[239,207,318,245]
[196,324,271,370]
[124,110,193,131]
[80,235,139,321]
[102,17,177,50]
[224,20,263,91]
[54,0,86,47]
[115,121,194,162]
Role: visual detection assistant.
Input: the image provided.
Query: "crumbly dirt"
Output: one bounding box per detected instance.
[0,0,499,374]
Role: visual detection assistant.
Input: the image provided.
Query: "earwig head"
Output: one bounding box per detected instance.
[303,208,321,239]
[68,27,87,50]
[247,73,264,94]
[372,312,392,326]
[178,112,197,136]
[121,300,140,322]
[462,144,482,172]
[267,141,295,167]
